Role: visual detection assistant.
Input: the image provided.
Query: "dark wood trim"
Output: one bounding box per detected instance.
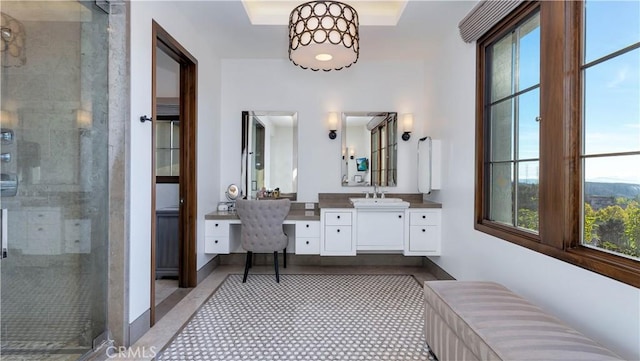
[538,0,564,249]
[474,1,640,288]
[156,176,179,184]
[564,0,583,251]
[151,20,198,327]
[150,24,157,326]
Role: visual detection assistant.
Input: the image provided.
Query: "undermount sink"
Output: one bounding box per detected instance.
[349,197,410,208]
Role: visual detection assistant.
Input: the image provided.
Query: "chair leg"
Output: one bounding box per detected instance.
[248,252,253,269]
[273,251,280,283]
[243,251,252,283]
[283,248,287,269]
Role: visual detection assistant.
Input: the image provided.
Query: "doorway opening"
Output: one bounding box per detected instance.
[151,21,198,325]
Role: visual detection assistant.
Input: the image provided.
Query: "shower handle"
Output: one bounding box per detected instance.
[1,209,7,259]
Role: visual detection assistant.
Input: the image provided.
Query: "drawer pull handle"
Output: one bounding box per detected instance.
[337,229,340,233]
[398,215,402,219]
[38,227,43,231]
[306,241,309,244]
[214,240,219,244]
[215,223,219,227]
[422,215,426,219]
[306,224,309,228]
[337,215,341,219]
[422,229,426,232]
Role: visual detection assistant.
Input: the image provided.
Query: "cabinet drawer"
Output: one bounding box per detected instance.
[295,221,320,238]
[408,225,439,252]
[295,237,320,255]
[324,212,352,226]
[409,211,440,226]
[28,223,61,241]
[204,236,230,254]
[27,209,60,225]
[205,220,230,237]
[324,225,352,252]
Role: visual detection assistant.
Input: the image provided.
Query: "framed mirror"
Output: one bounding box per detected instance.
[341,112,397,187]
[241,111,298,199]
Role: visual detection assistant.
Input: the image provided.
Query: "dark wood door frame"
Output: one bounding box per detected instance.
[151,20,198,326]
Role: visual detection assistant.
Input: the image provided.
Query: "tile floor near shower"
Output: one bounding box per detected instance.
[0,254,95,361]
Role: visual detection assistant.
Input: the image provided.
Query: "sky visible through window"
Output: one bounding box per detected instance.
[517,1,639,185]
[583,0,639,185]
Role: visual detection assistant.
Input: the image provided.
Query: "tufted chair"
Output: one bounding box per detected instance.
[236,198,291,283]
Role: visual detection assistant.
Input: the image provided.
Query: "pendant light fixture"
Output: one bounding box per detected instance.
[288,1,359,71]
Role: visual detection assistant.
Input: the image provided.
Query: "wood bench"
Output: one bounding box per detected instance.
[423,281,623,361]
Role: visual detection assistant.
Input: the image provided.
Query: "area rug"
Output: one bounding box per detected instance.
[157,274,436,360]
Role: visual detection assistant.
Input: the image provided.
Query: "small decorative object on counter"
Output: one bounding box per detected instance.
[273,188,280,198]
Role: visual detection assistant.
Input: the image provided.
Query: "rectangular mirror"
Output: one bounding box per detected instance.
[341,112,397,187]
[241,111,298,199]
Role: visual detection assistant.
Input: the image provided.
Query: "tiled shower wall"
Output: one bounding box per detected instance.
[1,2,109,355]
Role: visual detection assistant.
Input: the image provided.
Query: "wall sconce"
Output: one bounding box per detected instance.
[349,146,355,159]
[76,109,93,129]
[0,110,17,128]
[328,112,338,139]
[402,113,413,141]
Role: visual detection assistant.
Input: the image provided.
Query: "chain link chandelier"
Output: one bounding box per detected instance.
[288,1,359,72]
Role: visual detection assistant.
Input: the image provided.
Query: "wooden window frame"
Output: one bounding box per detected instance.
[474,1,640,288]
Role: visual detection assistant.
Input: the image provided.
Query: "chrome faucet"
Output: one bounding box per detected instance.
[372,183,379,198]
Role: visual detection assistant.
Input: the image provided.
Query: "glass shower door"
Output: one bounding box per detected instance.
[0,1,109,358]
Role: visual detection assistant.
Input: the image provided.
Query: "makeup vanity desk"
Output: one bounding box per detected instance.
[204,206,321,255]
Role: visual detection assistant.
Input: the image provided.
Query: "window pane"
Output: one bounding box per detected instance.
[583,155,640,260]
[156,149,172,176]
[490,98,514,162]
[517,13,540,91]
[584,0,640,64]
[584,49,640,155]
[517,161,539,232]
[172,121,180,148]
[518,88,540,160]
[156,121,171,148]
[171,149,180,176]
[489,162,514,225]
[490,34,514,102]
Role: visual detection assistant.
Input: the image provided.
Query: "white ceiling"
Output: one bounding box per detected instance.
[177,0,476,61]
[242,0,409,26]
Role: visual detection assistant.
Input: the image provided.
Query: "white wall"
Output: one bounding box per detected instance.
[423,24,640,360]
[129,2,221,323]
[220,59,425,201]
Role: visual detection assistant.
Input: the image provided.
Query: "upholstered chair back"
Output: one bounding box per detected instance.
[236,198,291,253]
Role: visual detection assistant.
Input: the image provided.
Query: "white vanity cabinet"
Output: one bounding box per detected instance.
[295,221,320,255]
[356,210,405,251]
[320,209,356,256]
[404,209,441,256]
[204,220,239,254]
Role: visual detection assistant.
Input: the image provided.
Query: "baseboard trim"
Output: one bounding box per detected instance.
[197,256,221,284]
[422,257,455,280]
[128,309,150,345]
[219,253,424,267]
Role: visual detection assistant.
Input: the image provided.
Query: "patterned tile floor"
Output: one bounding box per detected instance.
[1,254,95,359]
[157,274,436,360]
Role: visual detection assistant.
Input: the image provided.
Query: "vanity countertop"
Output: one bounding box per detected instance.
[318,193,442,209]
[205,204,320,221]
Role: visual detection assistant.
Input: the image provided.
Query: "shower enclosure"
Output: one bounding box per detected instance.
[1,1,109,358]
